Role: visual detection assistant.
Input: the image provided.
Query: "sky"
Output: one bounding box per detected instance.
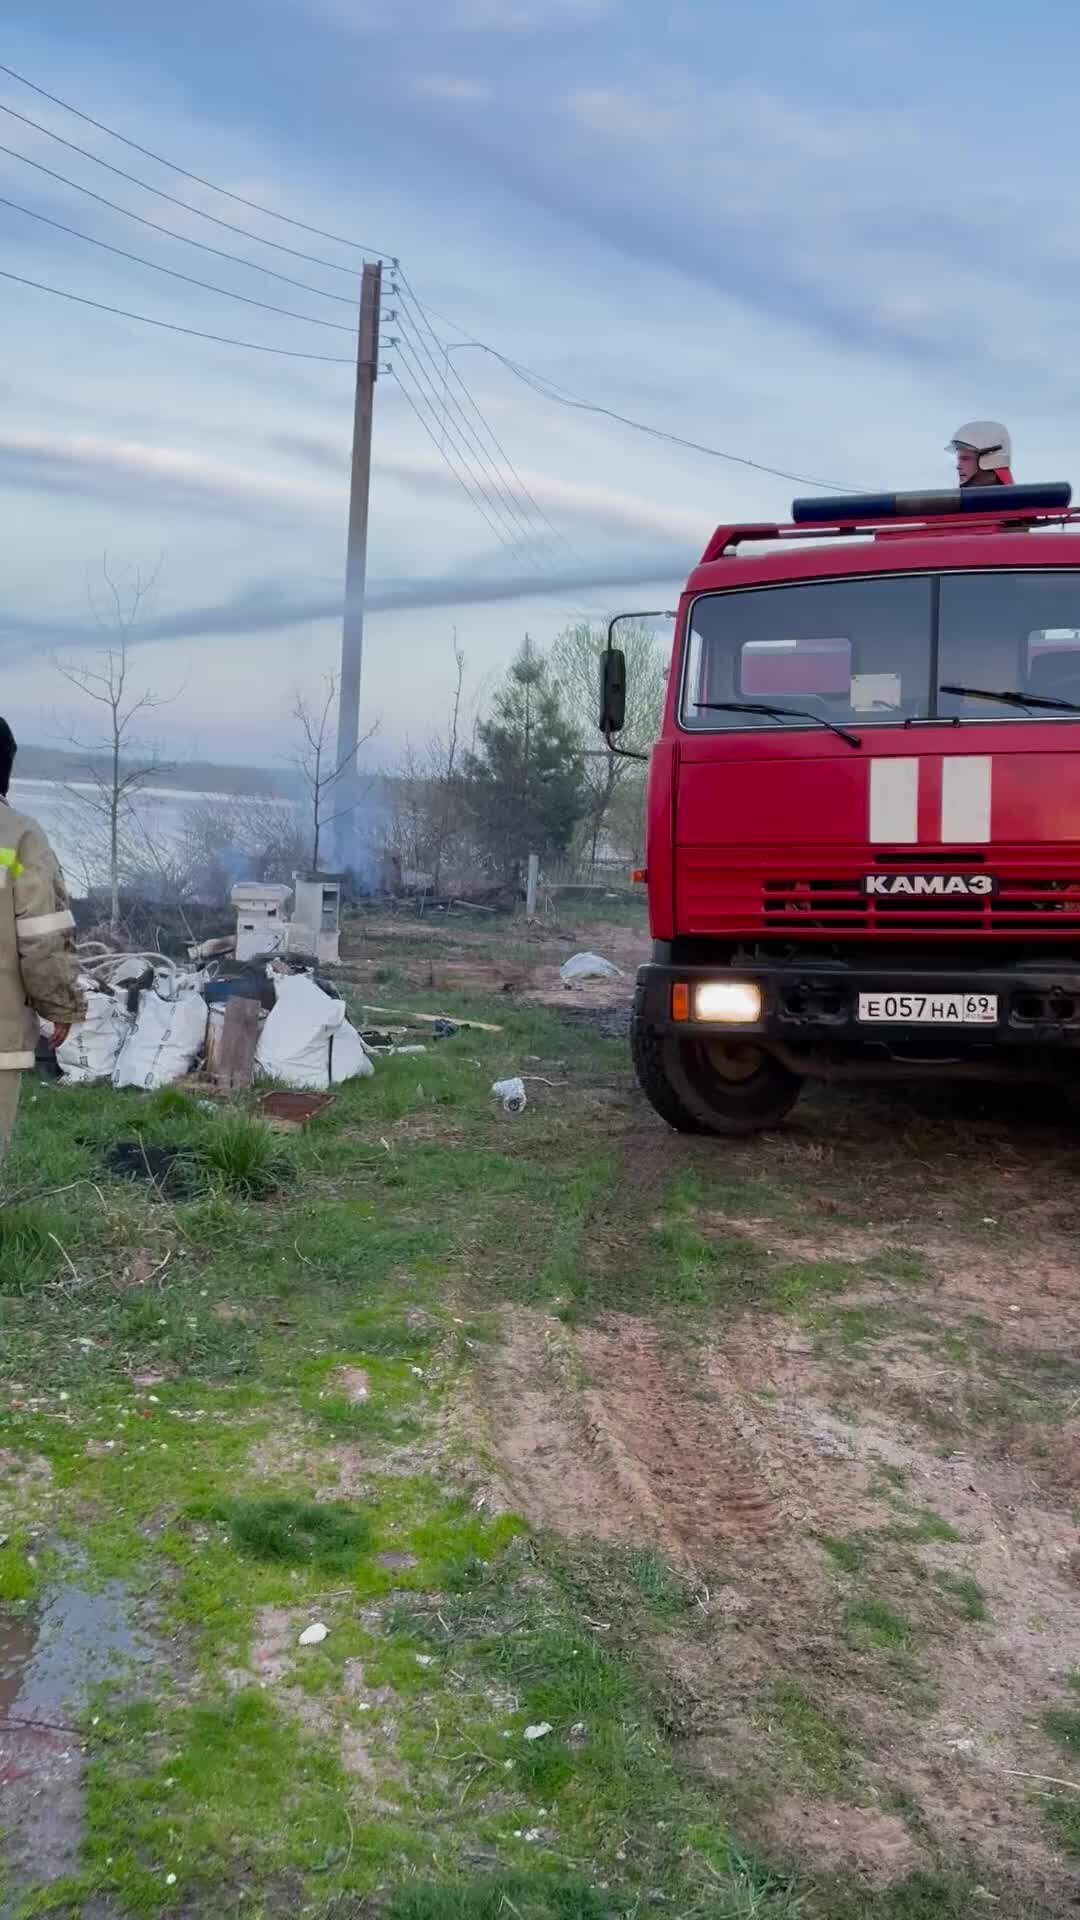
[2,0,1078,770]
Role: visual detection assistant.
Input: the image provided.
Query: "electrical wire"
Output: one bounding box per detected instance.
[0,191,356,332]
[407,300,850,491]
[0,139,358,305]
[395,269,587,570]
[391,361,529,555]
[0,265,355,362]
[393,334,553,566]
[0,60,393,259]
[394,309,551,560]
[0,100,367,279]
[394,302,561,571]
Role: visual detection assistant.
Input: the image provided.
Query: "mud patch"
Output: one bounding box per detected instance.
[486,1310,823,1577]
[764,1798,921,1883]
[483,1299,1080,1901]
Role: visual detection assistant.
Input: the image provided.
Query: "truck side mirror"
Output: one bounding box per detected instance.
[600,648,627,735]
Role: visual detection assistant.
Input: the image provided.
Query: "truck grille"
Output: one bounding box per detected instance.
[763,876,1080,933]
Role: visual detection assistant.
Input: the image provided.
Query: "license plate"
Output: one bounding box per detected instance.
[857,992,998,1026]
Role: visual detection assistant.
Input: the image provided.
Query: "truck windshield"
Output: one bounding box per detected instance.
[681,570,1080,730]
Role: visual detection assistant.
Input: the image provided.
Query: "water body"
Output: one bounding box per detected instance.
[9,778,283,898]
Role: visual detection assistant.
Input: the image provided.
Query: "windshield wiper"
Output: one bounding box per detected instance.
[940,683,1080,714]
[695,700,862,748]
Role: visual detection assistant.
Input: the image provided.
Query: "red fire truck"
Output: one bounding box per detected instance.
[600,481,1080,1134]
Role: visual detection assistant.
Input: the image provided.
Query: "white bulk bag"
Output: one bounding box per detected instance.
[112,987,208,1091]
[56,985,134,1085]
[255,972,373,1091]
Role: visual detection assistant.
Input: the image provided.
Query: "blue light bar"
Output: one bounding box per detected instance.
[791,482,1072,526]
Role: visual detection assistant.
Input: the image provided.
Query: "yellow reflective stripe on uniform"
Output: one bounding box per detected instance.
[0,847,24,879]
[16,909,75,940]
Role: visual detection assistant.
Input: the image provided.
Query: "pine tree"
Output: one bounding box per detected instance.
[464,637,585,883]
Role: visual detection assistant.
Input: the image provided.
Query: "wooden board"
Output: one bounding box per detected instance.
[214,996,261,1089]
[359,1003,503,1034]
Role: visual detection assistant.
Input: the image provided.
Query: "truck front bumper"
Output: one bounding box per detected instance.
[636,955,1080,1058]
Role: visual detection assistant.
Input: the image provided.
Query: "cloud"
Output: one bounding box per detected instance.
[0,427,344,521]
[398,60,1080,396]
[272,427,711,546]
[304,0,613,32]
[411,73,493,104]
[0,547,692,657]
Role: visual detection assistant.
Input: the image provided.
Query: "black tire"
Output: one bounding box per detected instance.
[631,984,802,1136]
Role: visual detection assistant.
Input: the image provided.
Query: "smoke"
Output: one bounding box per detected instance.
[0,550,695,656]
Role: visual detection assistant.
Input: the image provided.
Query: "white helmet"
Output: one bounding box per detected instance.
[947,420,1013,476]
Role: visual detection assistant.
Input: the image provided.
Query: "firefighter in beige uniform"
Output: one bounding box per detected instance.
[0,718,84,1157]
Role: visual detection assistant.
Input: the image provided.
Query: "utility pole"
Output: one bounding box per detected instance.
[332,258,382,873]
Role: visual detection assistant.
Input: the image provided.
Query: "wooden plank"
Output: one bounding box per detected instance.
[214,996,261,1089]
[359,1002,503,1034]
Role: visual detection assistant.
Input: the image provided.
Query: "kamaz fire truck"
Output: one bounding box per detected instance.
[600,481,1080,1134]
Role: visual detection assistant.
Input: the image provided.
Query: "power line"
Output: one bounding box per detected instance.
[0,265,355,362]
[394,301,559,570]
[408,305,849,491]
[395,270,587,571]
[391,362,529,556]
[0,191,356,333]
[0,139,358,305]
[393,334,551,565]
[0,60,393,259]
[0,100,368,280]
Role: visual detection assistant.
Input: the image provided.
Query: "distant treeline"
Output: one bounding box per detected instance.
[13,742,284,797]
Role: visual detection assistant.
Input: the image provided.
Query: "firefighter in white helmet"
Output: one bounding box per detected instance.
[948,422,1014,489]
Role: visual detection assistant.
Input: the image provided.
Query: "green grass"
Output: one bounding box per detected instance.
[620,1547,693,1619]
[0,1201,61,1294]
[767,1678,855,1796]
[879,1507,961,1547]
[1043,1705,1080,1753]
[388,1876,628,1920]
[190,1111,292,1197]
[845,1597,915,1652]
[818,1871,1009,1918]
[1044,1792,1080,1858]
[0,1536,38,1604]
[209,1495,372,1571]
[933,1571,989,1624]
[815,1531,870,1576]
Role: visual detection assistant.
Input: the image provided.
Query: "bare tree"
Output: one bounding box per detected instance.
[56,557,177,933]
[178,795,309,903]
[292,672,378,871]
[550,619,668,875]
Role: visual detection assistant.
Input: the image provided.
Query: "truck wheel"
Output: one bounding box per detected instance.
[631,988,802,1136]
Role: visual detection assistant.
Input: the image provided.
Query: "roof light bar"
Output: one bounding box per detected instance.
[791,482,1072,526]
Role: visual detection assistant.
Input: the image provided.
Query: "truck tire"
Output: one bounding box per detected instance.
[631,986,802,1136]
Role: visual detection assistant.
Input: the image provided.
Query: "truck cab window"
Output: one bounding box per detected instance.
[681,575,932,730]
[938,573,1080,716]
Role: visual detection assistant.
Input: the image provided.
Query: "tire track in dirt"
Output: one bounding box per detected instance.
[485,1308,795,1565]
[482,1299,1080,1900]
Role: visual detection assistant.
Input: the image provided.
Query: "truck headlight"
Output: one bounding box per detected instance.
[695,981,762,1024]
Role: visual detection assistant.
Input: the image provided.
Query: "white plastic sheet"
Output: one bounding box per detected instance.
[255,972,374,1091]
[559,951,621,985]
[112,987,208,1091]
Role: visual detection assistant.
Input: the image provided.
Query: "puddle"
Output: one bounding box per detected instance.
[0,1560,153,1909]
